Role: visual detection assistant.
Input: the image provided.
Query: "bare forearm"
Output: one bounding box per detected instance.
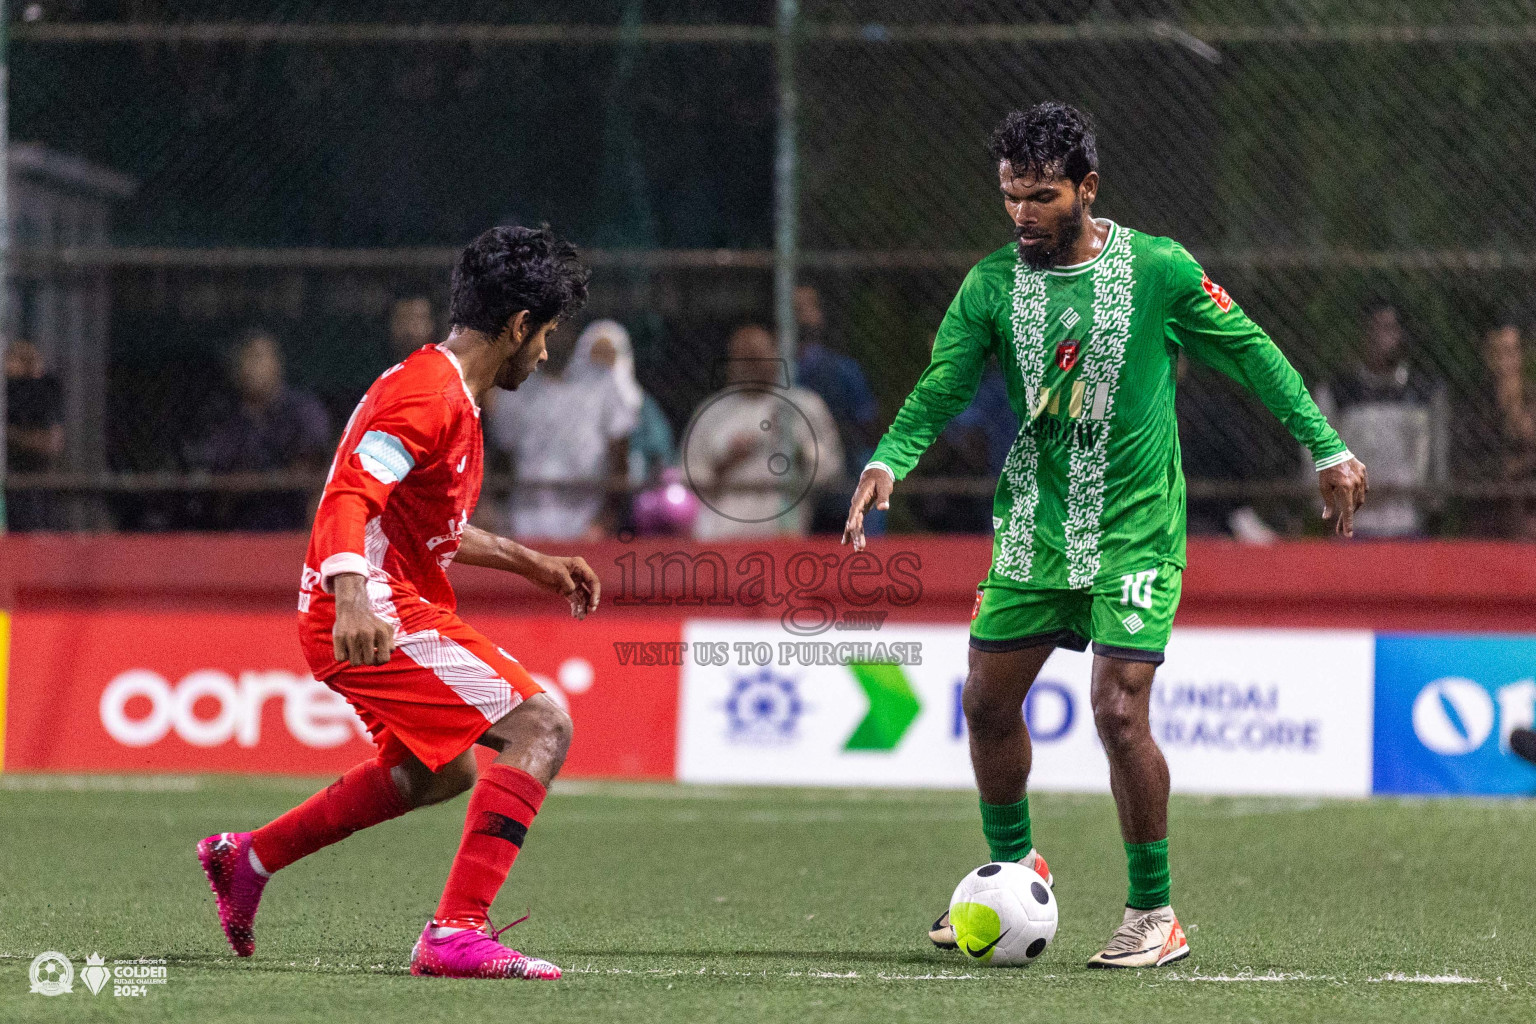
[331,572,394,666]
[453,523,603,618]
[453,523,545,576]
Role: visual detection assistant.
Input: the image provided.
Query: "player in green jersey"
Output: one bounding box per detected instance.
[843,102,1368,968]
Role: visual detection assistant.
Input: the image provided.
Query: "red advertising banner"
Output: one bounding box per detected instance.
[3,610,681,777]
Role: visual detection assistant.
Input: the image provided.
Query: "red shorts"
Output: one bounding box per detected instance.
[300,602,543,771]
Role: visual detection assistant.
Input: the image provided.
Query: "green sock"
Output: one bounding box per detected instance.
[978,796,1033,862]
[1125,838,1171,910]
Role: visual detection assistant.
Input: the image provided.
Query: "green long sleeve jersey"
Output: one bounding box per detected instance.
[868,221,1351,591]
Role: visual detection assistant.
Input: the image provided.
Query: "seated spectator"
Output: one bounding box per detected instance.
[187,328,331,531]
[1457,322,1536,538]
[1314,301,1446,537]
[388,293,439,363]
[5,338,64,531]
[795,284,881,534]
[689,324,841,541]
[491,319,637,540]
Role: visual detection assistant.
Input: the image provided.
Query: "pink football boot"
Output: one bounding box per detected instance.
[410,918,562,980]
[196,831,269,957]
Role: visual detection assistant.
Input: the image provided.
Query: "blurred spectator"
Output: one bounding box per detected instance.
[599,322,677,486]
[796,284,878,458]
[690,324,841,541]
[5,338,65,531]
[491,320,636,540]
[795,284,881,534]
[1458,322,1536,538]
[1177,353,1296,540]
[188,329,331,531]
[953,357,1020,479]
[389,294,439,363]
[1314,302,1447,537]
[909,346,1019,534]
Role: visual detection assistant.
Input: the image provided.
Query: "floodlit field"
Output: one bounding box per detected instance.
[1,777,1533,1023]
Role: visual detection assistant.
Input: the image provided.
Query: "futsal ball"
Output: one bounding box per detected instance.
[949,862,1058,966]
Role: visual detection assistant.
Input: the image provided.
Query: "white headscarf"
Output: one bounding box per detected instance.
[571,319,644,417]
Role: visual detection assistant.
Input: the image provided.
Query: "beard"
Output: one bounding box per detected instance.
[1016,198,1085,270]
[495,357,535,390]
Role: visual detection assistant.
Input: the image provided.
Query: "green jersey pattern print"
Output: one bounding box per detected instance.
[869,221,1349,591]
[1064,223,1134,589]
[996,261,1048,582]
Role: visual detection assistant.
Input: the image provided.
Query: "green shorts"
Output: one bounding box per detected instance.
[968,562,1182,664]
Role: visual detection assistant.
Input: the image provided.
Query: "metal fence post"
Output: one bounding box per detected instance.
[773,0,800,535]
[774,0,799,382]
[0,1,10,534]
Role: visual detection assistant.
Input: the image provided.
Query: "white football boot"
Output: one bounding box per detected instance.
[929,849,1053,949]
[1086,905,1189,968]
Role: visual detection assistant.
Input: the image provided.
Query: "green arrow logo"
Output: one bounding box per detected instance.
[844,662,921,751]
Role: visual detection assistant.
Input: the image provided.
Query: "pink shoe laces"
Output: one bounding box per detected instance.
[486,910,530,944]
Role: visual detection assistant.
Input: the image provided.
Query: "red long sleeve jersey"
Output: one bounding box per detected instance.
[301,345,483,619]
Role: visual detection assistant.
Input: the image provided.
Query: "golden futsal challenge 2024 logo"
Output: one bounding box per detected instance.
[28,950,168,997]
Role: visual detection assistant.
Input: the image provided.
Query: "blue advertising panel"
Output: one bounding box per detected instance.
[1373,634,1536,795]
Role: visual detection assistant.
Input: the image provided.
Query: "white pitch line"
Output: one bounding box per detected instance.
[1161,976,1486,988]
[0,951,1497,987]
[1169,971,1320,982]
[560,966,987,981]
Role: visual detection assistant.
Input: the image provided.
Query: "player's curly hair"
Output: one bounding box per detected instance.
[988,102,1098,186]
[449,224,590,336]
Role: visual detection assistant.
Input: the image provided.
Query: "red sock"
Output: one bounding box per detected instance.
[251,758,411,874]
[433,764,546,929]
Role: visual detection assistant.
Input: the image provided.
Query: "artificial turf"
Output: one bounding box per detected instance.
[1,776,1532,1022]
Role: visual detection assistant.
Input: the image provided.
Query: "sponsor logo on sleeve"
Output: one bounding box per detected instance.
[1201,273,1233,312]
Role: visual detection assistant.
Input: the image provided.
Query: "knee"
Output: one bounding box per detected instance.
[393,752,476,807]
[962,674,1023,742]
[529,697,574,756]
[433,756,479,799]
[1092,690,1143,754]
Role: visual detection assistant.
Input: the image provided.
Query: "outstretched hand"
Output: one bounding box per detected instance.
[1319,458,1369,538]
[842,466,894,552]
[527,554,602,619]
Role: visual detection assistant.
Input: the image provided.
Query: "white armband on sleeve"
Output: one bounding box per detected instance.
[355,430,416,485]
[863,461,896,482]
[319,552,370,593]
[1313,450,1354,472]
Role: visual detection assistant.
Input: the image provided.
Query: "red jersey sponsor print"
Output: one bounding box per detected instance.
[1201,272,1233,312]
[301,345,484,631]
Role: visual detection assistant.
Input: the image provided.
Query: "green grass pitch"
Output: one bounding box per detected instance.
[1,776,1533,1023]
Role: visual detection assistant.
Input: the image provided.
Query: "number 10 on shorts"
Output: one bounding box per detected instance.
[1120,569,1157,609]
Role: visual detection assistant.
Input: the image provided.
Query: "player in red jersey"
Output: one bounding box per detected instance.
[197,226,597,980]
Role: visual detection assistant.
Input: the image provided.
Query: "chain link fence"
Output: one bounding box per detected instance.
[7,1,1536,537]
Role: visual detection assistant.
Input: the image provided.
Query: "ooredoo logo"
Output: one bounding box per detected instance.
[1411,677,1495,755]
[99,669,367,749]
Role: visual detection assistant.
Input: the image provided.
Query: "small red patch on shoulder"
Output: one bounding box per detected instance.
[1201,273,1233,312]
